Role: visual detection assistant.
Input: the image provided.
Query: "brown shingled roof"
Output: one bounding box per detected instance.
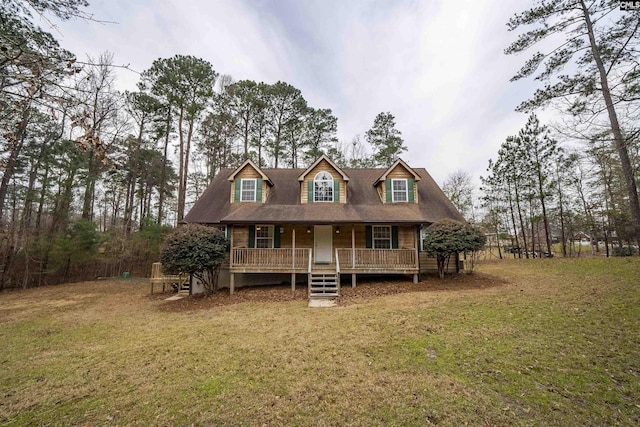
[183,167,463,225]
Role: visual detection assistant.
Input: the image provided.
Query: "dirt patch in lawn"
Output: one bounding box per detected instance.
[154,271,508,312]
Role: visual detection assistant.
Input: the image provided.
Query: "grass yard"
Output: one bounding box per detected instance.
[1,258,639,426]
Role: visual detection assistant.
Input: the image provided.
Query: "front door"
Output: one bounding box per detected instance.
[314,225,333,263]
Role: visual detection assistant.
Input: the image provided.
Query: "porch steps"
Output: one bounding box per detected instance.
[177,281,190,295]
[308,272,339,298]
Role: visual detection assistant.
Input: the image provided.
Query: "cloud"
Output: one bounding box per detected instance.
[54,0,537,186]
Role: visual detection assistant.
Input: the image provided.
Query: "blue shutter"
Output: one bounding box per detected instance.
[248,226,255,248]
[366,226,372,248]
[274,226,281,248]
[334,180,340,202]
[308,181,314,203]
[407,179,414,203]
[256,178,262,202]
[385,179,392,203]
[234,179,241,202]
[392,226,399,249]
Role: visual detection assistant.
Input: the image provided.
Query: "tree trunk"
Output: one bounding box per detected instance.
[558,188,567,257]
[581,0,640,247]
[529,199,536,258]
[243,114,250,160]
[0,104,31,223]
[82,149,97,221]
[536,164,552,255]
[513,182,529,258]
[35,163,50,230]
[158,108,171,225]
[178,118,194,222]
[506,187,521,259]
[177,107,185,224]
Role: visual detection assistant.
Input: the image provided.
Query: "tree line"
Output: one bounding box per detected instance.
[478,113,639,258]
[443,1,639,258]
[0,0,407,289]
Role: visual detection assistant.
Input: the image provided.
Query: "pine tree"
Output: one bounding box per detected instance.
[364,112,407,167]
[506,0,640,246]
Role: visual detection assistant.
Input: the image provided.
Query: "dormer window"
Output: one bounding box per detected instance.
[240,179,257,201]
[314,172,334,202]
[391,179,408,202]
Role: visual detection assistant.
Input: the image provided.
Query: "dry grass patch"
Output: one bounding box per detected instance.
[1,258,639,426]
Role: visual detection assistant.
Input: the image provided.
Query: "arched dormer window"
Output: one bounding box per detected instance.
[314,171,334,202]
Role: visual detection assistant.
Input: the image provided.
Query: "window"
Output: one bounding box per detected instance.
[217,225,227,238]
[255,225,274,248]
[420,227,427,251]
[240,179,256,202]
[373,225,392,249]
[314,171,334,202]
[392,179,408,202]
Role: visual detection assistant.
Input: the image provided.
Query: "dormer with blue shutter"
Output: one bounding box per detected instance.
[373,158,421,204]
[298,154,350,204]
[227,159,273,203]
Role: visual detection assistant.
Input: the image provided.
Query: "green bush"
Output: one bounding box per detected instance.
[160,224,229,295]
[612,245,639,257]
[422,219,486,278]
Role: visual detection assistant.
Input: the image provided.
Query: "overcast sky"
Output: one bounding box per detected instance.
[52,0,537,186]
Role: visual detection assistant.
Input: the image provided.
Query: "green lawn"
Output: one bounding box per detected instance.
[1,258,639,426]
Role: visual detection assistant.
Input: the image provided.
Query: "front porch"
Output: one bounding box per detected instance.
[226,223,420,297]
[230,247,418,274]
[229,247,419,296]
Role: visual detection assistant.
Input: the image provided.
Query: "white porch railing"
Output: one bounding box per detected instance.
[336,248,417,270]
[231,248,310,270]
[231,248,417,272]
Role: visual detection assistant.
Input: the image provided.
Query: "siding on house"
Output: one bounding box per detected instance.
[300,159,346,204]
[377,163,419,204]
[279,225,314,248]
[233,225,250,248]
[230,224,417,250]
[398,225,417,249]
[419,252,458,273]
[230,164,268,203]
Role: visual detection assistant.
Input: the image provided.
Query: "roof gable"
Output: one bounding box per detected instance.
[297,154,350,182]
[373,158,421,185]
[184,166,464,225]
[227,159,273,185]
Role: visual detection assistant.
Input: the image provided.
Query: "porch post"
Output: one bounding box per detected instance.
[351,225,355,269]
[351,225,356,288]
[292,226,296,292]
[229,224,234,269]
[414,225,420,284]
[230,272,235,295]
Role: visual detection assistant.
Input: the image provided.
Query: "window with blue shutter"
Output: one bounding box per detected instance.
[372,225,392,249]
[254,225,274,248]
[236,178,258,202]
[391,179,408,202]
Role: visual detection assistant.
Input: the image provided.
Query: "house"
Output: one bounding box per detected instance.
[184,154,464,297]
